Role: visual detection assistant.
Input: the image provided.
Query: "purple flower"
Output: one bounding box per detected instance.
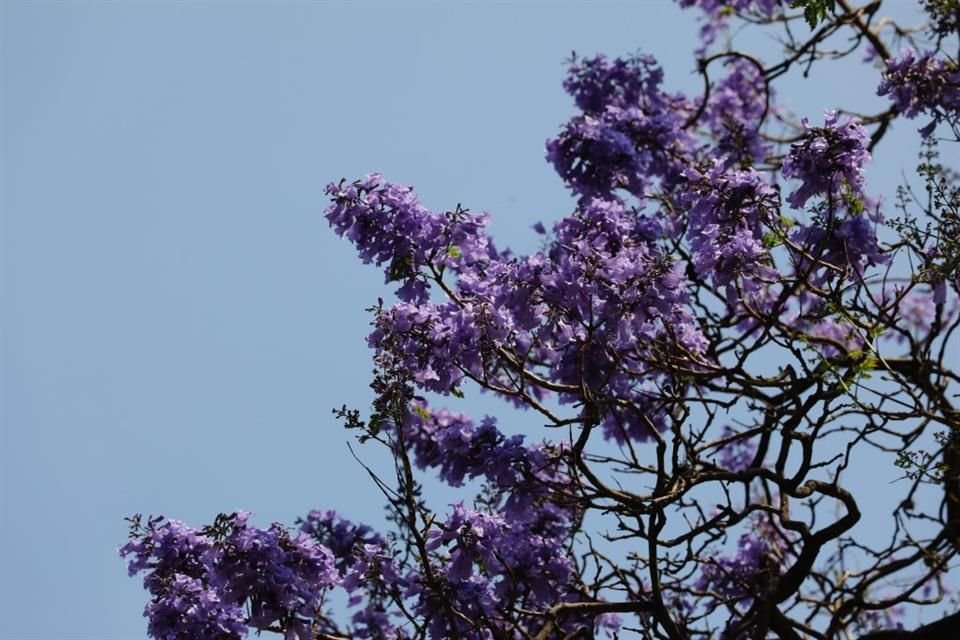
[781,110,871,210]
[563,53,668,114]
[702,58,772,165]
[144,575,247,640]
[878,285,959,344]
[121,513,339,639]
[210,514,339,630]
[325,174,490,303]
[878,49,960,137]
[684,164,781,295]
[299,510,383,573]
[398,403,570,522]
[790,212,887,285]
[547,54,695,201]
[697,517,792,604]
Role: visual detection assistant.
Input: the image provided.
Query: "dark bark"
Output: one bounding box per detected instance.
[860,610,960,640]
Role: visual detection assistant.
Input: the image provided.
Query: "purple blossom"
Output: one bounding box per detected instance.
[702,58,772,165]
[697,517,792,603]
[143,574,247,640]
[781,110,871,210]
[340,544,408,640]
[399,403,570,522]
[209,513,339,631]
[120,518,213,592]
[684,164,781,296]
[366,191,707,441]
[325,174,490,303]
[420,501,578,629]
[547,54,695,201]
[546,107,688,201]
[800,313,865,358]
[878,285,959,344]
[878,49,960,137]
[563,53,668,114]
[698,533,767,601]
[368,298,511,396]
[120,513,339,640]
[790,212,887,285]
[298,510,384,573]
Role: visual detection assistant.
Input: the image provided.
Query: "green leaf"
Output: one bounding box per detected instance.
[447,245,462,259]
[412,405,431,420]
[368,413,382,437]
[790,0,836,28]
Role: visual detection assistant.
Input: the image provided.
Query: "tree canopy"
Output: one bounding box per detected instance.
[122,1,960,638]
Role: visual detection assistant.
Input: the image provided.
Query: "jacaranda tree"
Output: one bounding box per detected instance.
[121,1,960,638]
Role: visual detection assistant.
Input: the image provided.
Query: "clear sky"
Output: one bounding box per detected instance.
[0,1,928,639]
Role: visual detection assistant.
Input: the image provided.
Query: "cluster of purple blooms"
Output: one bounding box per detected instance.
[714,426,759,471]
[394,406,583,634]
[702,58,773,166]
[781,110,871,210]
[547,53,695,201]
[683,163,781,301]
[346,168,708,440]
[782,111,887,284]
[696,521,795,640]
[120,513,339,640]
[122,404,593,639]
[325,174,490,304]
[698,530,776,602]
[398,404,569,515]
[875,284,960,344]
[878,49,960,137]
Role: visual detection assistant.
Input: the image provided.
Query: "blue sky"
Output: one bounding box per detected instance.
[1,2,929,638]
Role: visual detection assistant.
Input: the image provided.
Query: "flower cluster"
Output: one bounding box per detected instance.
[298,510,384,574]
[546,54,695,201]
[142,574,247,640]
[683,164,781,298]
[299,511,407,639]
[562,53,667,116]
[325,174,490,303]
[702,58,772,165]
[358,181,707,441]
[411,502,582,638]
[876,285,959,345]
[789,212,887,285]
[119,513,339,640]
[439,502,573,594]
[698,531,772,601]
[696,517,794,639]
[787,294,867,358]
[340,543,407,639]
[368,298,511,395]
[399,404,570,520]
[878,49,960,137]
[780,111,886,284]
[781,110,871,210]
